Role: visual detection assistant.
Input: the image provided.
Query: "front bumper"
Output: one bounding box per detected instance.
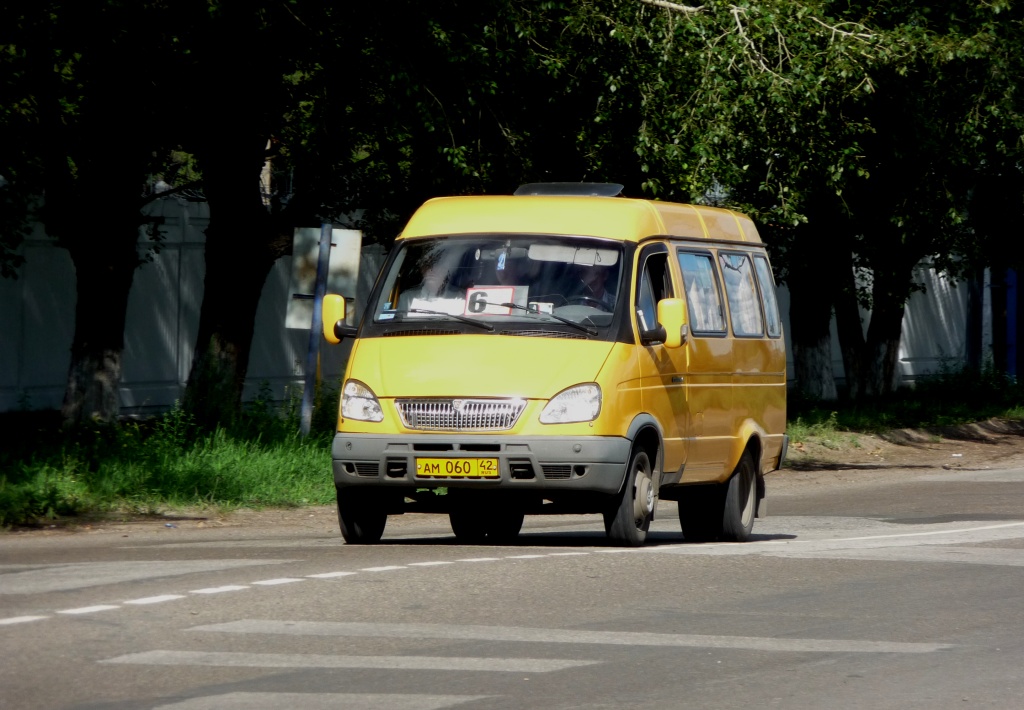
[332,432,631,494]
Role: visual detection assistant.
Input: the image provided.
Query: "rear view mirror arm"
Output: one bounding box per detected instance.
[334,322,359,341]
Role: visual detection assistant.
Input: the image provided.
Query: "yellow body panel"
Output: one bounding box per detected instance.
[344,335,613,400]
[400,195,762,244]
[339,337,645,440]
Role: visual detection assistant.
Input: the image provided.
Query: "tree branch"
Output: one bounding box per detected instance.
[809,16,875,42]
[729,5,786,81]
[423,85,458,149]
[638,0,704,13]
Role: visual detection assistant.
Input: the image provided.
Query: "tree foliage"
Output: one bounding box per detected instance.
[3,0,1023,423]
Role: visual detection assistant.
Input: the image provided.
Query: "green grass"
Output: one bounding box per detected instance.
[788,364,1024,442]
[0,389,338,528]
[785,411,862,450]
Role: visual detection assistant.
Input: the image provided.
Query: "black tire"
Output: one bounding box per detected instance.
[487,509,525,543]
[604,449,655,547]
[721,450,757,542]
[678,484,724,542]
[336,487,387,544]
[450,508,524,544]
[449,508,489,544]
[678,450,757,543]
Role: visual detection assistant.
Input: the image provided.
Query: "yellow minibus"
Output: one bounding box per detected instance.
[322,183,787,546]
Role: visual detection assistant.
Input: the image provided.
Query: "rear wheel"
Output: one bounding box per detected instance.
[336,487,387,544]
[722,450,757,542]
[678,450,757,543]
[604,449,655,547]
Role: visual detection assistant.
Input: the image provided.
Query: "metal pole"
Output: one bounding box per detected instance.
[300,222,333,436]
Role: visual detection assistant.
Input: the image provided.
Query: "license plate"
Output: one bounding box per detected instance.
[416,457,499,478]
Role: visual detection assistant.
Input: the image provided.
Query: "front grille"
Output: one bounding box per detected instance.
[396,398,526,432]
[383,329,461,337]
[542,465,572,479]
[354,462,380,477]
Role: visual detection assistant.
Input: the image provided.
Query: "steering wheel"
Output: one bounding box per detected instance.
[566,295,612,312]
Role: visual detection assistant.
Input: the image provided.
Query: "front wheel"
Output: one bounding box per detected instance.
[337,487,387,544]
[450,508,524,544]
[604,449,655,546]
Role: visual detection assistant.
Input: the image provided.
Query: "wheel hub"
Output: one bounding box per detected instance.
[634,473,654,520]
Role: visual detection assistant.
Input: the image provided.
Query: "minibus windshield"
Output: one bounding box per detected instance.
[372,235,623,331]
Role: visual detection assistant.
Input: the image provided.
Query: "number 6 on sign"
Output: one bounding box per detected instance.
[466,287,514,315]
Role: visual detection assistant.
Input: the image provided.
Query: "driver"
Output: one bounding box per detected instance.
[572,263,616,309]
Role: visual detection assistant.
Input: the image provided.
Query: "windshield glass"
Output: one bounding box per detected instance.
[373,235,623,330]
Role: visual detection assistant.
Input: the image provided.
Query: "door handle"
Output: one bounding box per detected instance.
[672,375,685,383]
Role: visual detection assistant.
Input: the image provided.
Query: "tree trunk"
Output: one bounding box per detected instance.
[837,257,914,400]
[862,283,909,397]
[60,214,141,426]
[787,254,837,402]
[834,258,866,401]
[183,139,287,429]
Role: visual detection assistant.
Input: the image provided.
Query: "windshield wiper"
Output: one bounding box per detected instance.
[396,308,495,331]
[482,301,598,336]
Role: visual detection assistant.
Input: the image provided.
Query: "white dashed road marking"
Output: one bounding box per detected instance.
[0,559,294,594]
[6,519,1024,629]
[0,615,49,625]
[407,561,454,567]
[306,571,356,578]
[124,595,186,605]
[189,585,249,595]
[251,578,303,586]
[58,605,120,615]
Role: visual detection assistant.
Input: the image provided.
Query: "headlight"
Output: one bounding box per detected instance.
[341,380,384,422]
[540,383,602,424]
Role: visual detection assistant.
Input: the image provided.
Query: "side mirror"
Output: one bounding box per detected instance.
[640,323,668,345]
[322,294,347,344]
[656,298,686,349]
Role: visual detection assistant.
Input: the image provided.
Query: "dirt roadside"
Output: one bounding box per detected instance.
[7,419,1024,537]
[771,417,1024,491]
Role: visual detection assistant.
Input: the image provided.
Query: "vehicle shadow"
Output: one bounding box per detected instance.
[376,529,798,547]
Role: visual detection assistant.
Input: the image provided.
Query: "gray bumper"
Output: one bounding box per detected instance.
[332,433,631,494]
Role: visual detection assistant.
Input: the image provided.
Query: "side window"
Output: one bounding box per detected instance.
[635,250,673,333]
[677,251,726,334]
[719,252,764,337]
[753,255,782,338]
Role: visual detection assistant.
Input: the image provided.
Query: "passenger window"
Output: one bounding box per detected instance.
[677,251,726,334]
[753,255,782,338]
[635,251,672,334]
[719,252,764,337]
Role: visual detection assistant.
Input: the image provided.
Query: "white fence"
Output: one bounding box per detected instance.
[0,197,385,414]
[0,195,991,414]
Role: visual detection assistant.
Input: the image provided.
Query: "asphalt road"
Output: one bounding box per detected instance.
[2,464,1024,710]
